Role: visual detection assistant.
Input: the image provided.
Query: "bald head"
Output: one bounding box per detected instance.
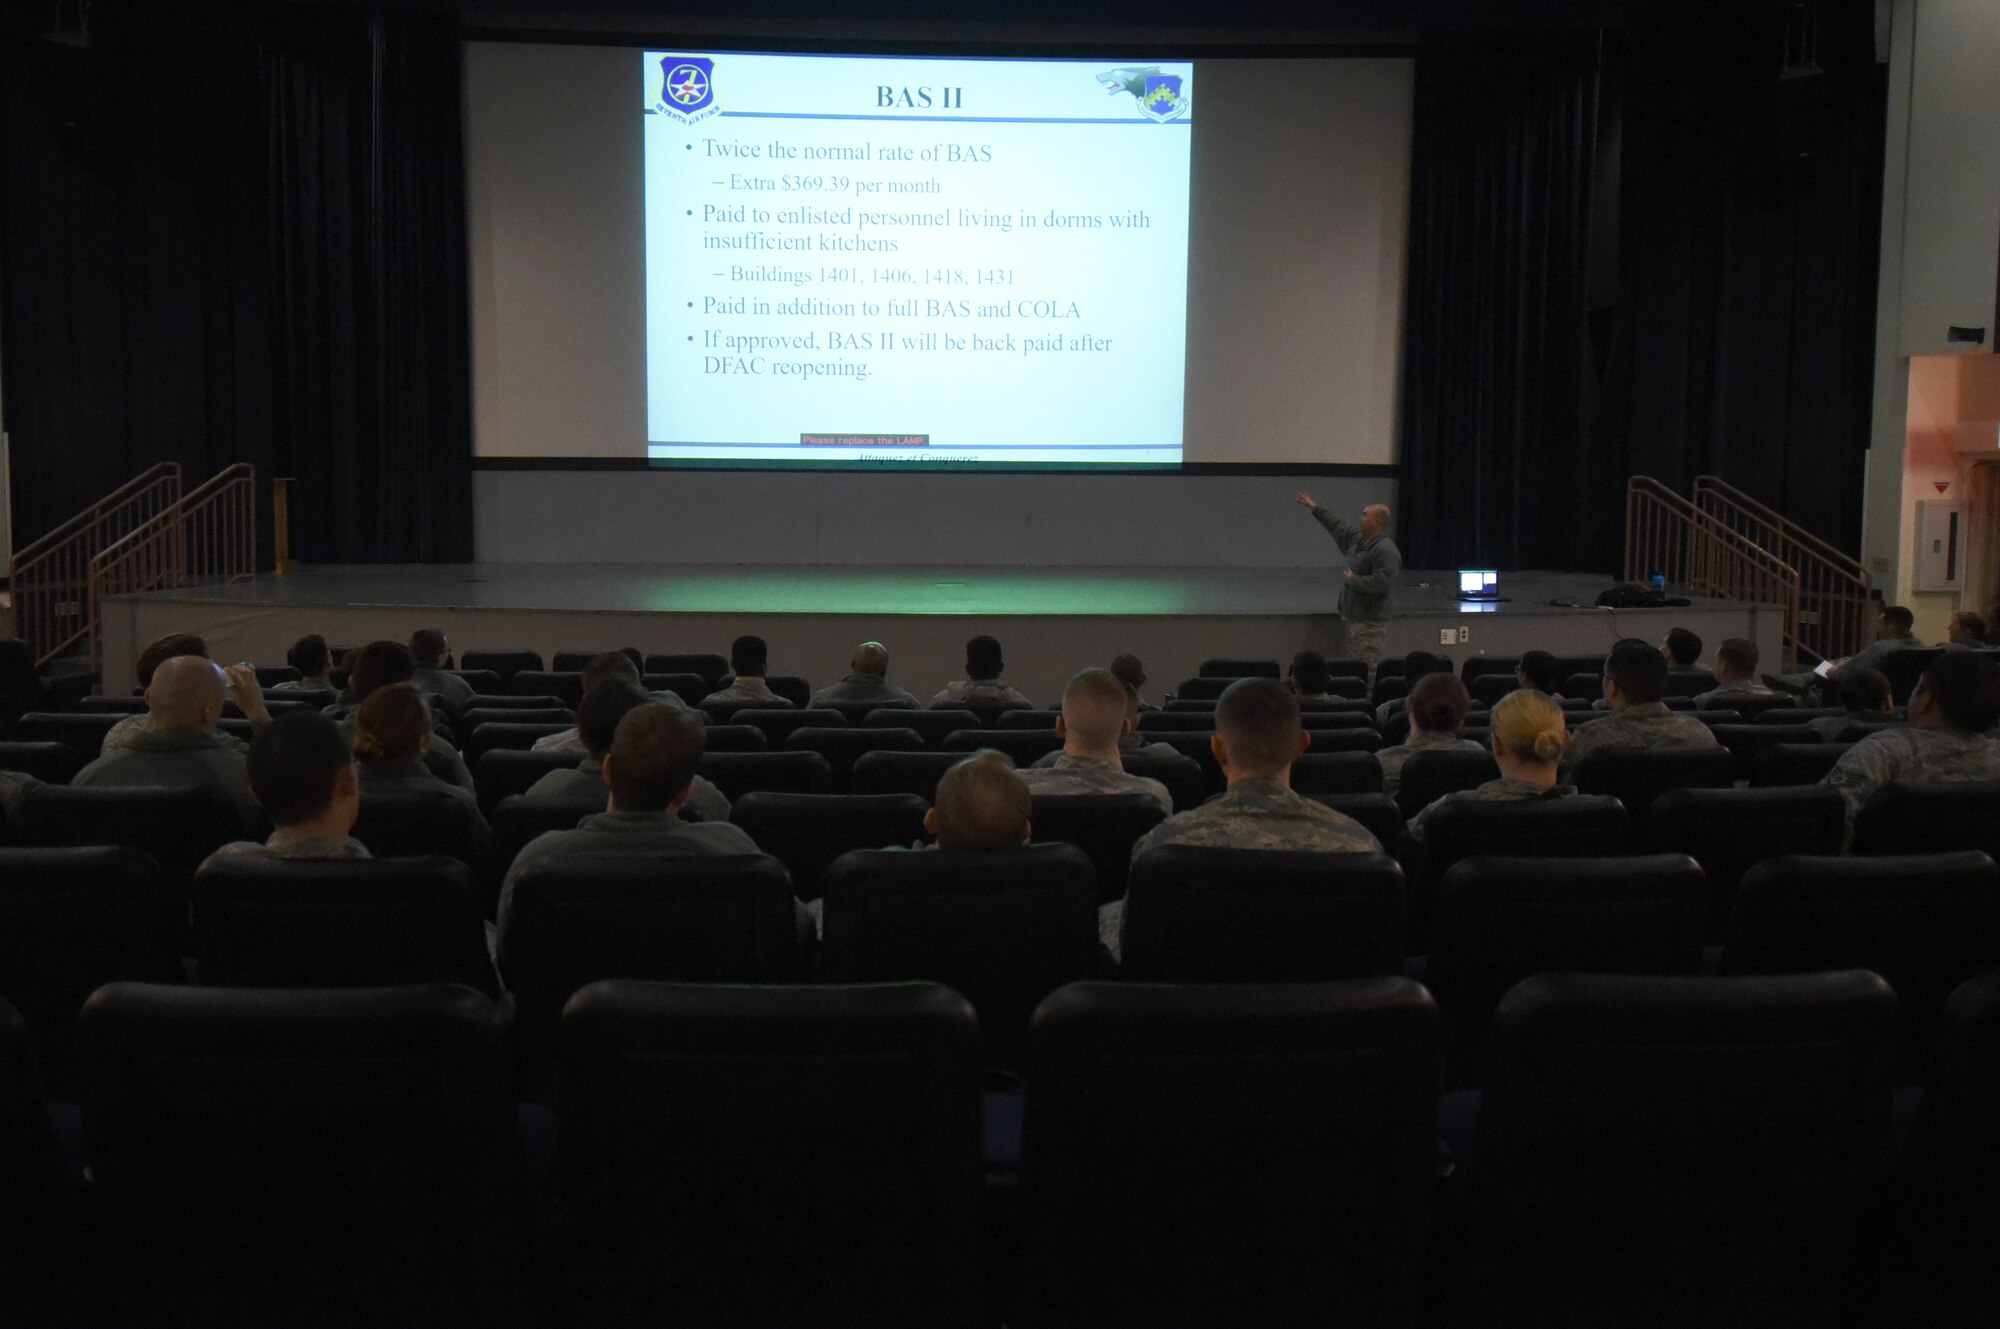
[1361,504,1392,537]
[851,641,890,678]
[1057,667,1132,755]
[929,750,1031,850]
[146,655,227,732]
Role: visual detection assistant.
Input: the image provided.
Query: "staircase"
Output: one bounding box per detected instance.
[8,464,183,666]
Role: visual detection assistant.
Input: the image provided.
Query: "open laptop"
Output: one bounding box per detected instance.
[1457,570,1500,601]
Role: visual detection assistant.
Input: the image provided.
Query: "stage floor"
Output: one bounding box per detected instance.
[100,564,1786,700]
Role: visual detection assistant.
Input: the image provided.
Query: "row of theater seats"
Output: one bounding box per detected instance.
[4,966,1994,1327]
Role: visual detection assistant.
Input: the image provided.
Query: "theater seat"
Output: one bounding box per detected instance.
[851,751,961,801]
[461,648,544,680]
[499,853,804,1100]
[819,698,914,726]
[1395,748,1499,819]
[1018,978,1439,1329]
[351,787,490,875]
[1453,971,1895,1329]
[728,793,930,899]
[1309,792,1407,848]
[490,795,602,878]
[13,713,122,763]
[1421,855,1705,1085]
[1708,722,1821,779]
[820,844,1100,1068]
[644,653,731,687]
[473,748,576,814]
[558,979,982,1328]
[1645,785,1846,936]
[1171,677,1230,701]
[1751,741,1851,786]
[941,728,1064,764]
[0,992,85,1327]
[1852,780,2000,858]
[727,707,844,748]
[1412,794,1630,945]
[937,697,1031,726]
[1121,847,1405,983]
[551,648,640,673]
[866,707,978,748]
[702,696,796,724]
[457,706,573,747]
[192,855,500,997]
[698,724,767,752]
[1301,727,1386,754]
[0,740,84,786]
[644,672,707,706]
[696,751,834,799]
[21,784,250,888]
[0,846,181,1094]
[78,982,527,1327]
[766,675,813,708]
[1720,852,2000,1077]
[1289,751,1384,794]
[784,726,924,781]
[1197,657,1280,679]
[1028,793,1167,904]
[1119,752,1206,812]
[462,721,572,764]
[996,709,1061,730]
[1570,745,1737,818]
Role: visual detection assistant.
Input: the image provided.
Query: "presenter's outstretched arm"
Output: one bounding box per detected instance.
[1297,493,1360,552]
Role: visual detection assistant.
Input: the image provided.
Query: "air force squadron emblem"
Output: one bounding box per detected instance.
[1095,66,1191,122]
[654,56,719,124]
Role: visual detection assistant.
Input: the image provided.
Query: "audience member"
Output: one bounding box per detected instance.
[1109,653,1158,711]
[1515,649,1560,695]
[526,680,731,822]
[1946,612,1987,648]
[74,656,261,819]
[1692,637,1790,710]
[1407,688,1575,839]
[102,633,270,758]
[1287,650,1335,701]
[926,749,1033,849]
[1807,668,1894,741]
[533,652,693,759]
[1376,649,1455,727]
[497,703,762,931]
[1559,639,1719,776]
[324,640,475,793]
[810,641,917,707]
[701,635,786,706]
[408,628,474,712]
[352,684,487,824]
[1100,677,1380,959]
[203,712,368,864]
[933,634,1031,706]
[1831,605,1925,680]
[273,634,335,692]
[1375,672,1483,799]
[1662,627,1704,670]
[1823,651,2000,825]
[1015,669,1172,813]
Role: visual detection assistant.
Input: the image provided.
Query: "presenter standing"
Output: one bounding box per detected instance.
[1295,495,1400,681]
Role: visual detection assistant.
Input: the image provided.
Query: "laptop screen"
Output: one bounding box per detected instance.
[1459,570,1498,596]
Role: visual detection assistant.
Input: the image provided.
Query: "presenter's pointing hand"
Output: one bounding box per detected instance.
[1342,569,1355,583]
[1295,492,1317,510]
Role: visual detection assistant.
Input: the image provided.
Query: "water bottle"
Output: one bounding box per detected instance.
[1650,572,1666,593]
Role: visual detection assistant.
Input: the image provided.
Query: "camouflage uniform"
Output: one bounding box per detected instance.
[932,679,1033,706]
[524,758,733,824]
[810,673,917,707]
[1832,632,1925,682]
[75,727,260,821]
[1376,728,1486,800]
[1822,725,2000,822]
[1029,736,1181,768]
[270,677,334,694]
[102,712,248,760]
[1558,700,1718,777]
[1017,754,1173,815]
[1310,508,1401,675]
[202,828,373,870]
[701,677,787,706]
[1406,777,1578,841]
[1099,778,1382,957]
[1692,680,1792,710]
[410,665,475,713]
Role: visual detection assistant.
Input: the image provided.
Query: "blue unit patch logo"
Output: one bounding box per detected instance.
[654,56,720,124]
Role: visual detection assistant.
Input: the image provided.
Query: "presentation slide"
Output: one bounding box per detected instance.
[642,54,1192,467]
[466,43,1412,469]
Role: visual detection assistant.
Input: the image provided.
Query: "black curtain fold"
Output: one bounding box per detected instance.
[0,1,472,564]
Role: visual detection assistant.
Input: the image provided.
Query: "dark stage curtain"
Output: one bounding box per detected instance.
[1397,29,1606,572]
[0,2,472,563]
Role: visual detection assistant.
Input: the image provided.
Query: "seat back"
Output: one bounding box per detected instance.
[0,740,84,785]
[192,856,499,996]
[1310,792,1407,848]
[820,845,1099,1064]
[941,728,1065,764]
[0,846,181,1094]
[0,991,83,1325]
[445,668,502,696]
[1853,780,2000,857]
[1027,793,1168,904]
[1020,978,1440,1329]
[21,784,248,886]
[868,707,978,748]
[1426,855,1706,1085]
[1709,722,1821,779]
[702,696,795,724]
[1133,711,1217,733]
[462,720,572,763]
[1416,795,1631,944]
[729,707,845,748]
[1881,647,1946,703]
[1119,752,1207,811]
[1197,657,1280,678]
[766,675,813,708]
[460,648,544,680]
[1395,748,1500,819]
[490,794,602,875]
[1462,972,1895,1328]
[728,793,930,899]
[77,696,149,714]
[499,853,802,1099]
[696,750,834,799]
[509,669,584,705]
[1570,745,1737,817]
[1171,676,1230,701]
[698,723,766,752]
[473,747,577,813]
[851,750,962,801]
[350,787,487,869]
[644,652,730,687]
[1290,750,1384,793]
[1721,852,2000,1075]
[551,648,640,673]
[820,698,914,726]
[459,705,572,737]
[14,712,122,762]
[1751,740,1852,786]
[560,979,982,1328]
[78,982,524,1326]
[1646,785,1847,936]
[644,672,708,706]
[785,726,925,781]
[1121,847,1406,982]
[997,709,1062,730]
[946,697,1032,727]
[1300,727,1385,754]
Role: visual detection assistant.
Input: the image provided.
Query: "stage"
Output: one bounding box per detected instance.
[99,565,1787,700]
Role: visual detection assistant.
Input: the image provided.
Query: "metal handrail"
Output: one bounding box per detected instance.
[1692,475,1873,661]
[7,463,183,666]
[87,465,258,672]
[1626,476,1803,671]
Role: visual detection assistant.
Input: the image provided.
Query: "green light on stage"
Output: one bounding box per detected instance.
[634,571,1189,616]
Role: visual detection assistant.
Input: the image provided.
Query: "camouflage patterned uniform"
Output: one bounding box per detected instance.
[811,673,917,707]
[1692,681,1792,710]
[932,679,1033,706]
[1099,778,1382,957]
[102,712,248,760]
[1376,729,1486,800]
[1558,700,1718,777]
[1017,754,1172,815]
[1822,725,2000,822]
[1310,508,1400,675]
[700,677,787,706]
[202,829,373,870]
[1406,777,1578,841]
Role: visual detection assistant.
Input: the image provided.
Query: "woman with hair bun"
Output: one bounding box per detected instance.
[1405,688,1576,838]
[1374,672,1483,799]
[351,684,492,854]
